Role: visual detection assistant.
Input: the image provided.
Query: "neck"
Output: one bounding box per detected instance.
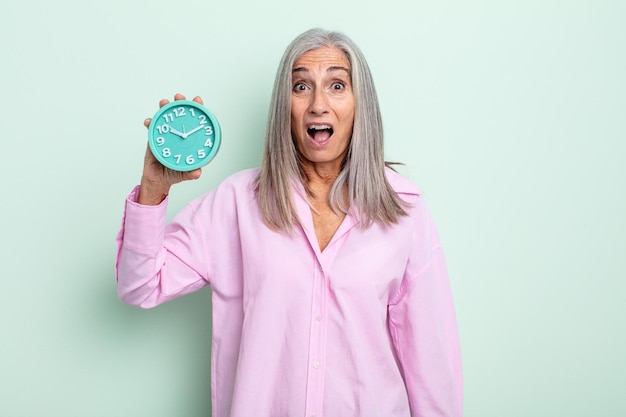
[301,159,342,190]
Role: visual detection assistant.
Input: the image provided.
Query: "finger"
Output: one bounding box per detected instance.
[192,96,204,105]
[144,118,151,128]
[174,93,186,101]
[184,168,202,181]
[159,98,170,108]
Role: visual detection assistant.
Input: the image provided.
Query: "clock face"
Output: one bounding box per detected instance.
[148,100,221,171]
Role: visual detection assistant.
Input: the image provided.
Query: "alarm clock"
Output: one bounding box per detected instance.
[148,100,221,171]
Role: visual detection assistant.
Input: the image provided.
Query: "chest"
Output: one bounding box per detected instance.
[311,207,345,252]
[237,215,414,307]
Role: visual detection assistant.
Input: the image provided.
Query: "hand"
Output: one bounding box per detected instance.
[139,93,205,205]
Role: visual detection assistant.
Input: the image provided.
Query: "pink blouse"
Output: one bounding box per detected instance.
[115,167,463,417]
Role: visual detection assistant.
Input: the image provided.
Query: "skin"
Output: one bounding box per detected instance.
[290,46,355,250]
[139,47,356,250]
[290,46,355,181]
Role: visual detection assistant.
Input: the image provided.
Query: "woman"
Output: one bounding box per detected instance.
[116,28,463,417]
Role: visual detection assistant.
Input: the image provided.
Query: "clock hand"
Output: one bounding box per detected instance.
[183,125,204,139]
[169,127,185,138]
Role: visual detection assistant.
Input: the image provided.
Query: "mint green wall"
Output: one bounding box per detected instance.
[1,0,624,416]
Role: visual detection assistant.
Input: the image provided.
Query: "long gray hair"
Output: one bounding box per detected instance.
[256,28,408,231]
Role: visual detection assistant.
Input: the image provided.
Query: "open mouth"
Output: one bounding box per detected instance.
[307,125,334,142]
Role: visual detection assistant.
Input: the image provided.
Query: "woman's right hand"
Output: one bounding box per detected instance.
[138,93,204,205]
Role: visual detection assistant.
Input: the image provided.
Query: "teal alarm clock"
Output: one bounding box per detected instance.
[148,100,221,171]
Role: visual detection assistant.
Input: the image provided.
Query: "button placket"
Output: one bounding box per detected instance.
[304,262,328,417]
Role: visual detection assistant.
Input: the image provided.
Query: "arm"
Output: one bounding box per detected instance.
[115,187,210,308]
[388,209,463,417]
[114,94,210,308]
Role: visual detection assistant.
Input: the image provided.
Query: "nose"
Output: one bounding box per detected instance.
[309,88,329,115]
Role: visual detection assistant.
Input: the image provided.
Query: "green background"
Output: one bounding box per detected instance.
[1,0,624,416]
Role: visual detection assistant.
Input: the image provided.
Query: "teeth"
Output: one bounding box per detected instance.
[310,125,331,130]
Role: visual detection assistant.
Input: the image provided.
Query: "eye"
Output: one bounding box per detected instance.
[331,82,346,91]
[293,82,308,92]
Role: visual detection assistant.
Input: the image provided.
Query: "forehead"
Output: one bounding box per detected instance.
[292,46,351,71]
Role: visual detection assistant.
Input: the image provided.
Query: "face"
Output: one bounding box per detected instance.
[291,46,355,174]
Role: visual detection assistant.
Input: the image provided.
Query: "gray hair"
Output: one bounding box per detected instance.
[256,28,408,231]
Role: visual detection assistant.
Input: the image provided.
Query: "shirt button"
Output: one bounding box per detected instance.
[313,361,320,369]
[315,314,322,321]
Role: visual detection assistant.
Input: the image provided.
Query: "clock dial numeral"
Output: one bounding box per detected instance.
[204,126,213,135]
[163,107,189,123]
[199,115,207,125]
[204,138,213,147]
[189,108,196,117]
[198,149,206,159]
[156,137,165,146]
[162,148,171,157]
[174,154,182,163]
[186,155,195,164]
[157,124,170,134]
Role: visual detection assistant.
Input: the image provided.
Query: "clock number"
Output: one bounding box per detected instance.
[199,115,207,125]
[163,113,174,123]
[156,137,165,146]
[173,107,186,117]
[162,148,171,157]
[174,154,182,164]
[204,138,213,147]
[205,126,213,135]
[157,124,170,134]
[197,149,206,159]
[186,155,195,165]
[189,108,196,117]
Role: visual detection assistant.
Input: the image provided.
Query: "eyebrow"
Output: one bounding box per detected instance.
[292,66,350,74]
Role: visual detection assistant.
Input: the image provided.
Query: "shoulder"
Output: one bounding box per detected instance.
[204,167,260,198]
[384,166,421,197]
[219,167,260,189]
[384,168,443,251]
[384,166,433,225]
[189,168,259,210]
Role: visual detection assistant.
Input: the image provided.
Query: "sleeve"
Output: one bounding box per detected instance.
[115,186,211,309]
[388,205,463,417]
